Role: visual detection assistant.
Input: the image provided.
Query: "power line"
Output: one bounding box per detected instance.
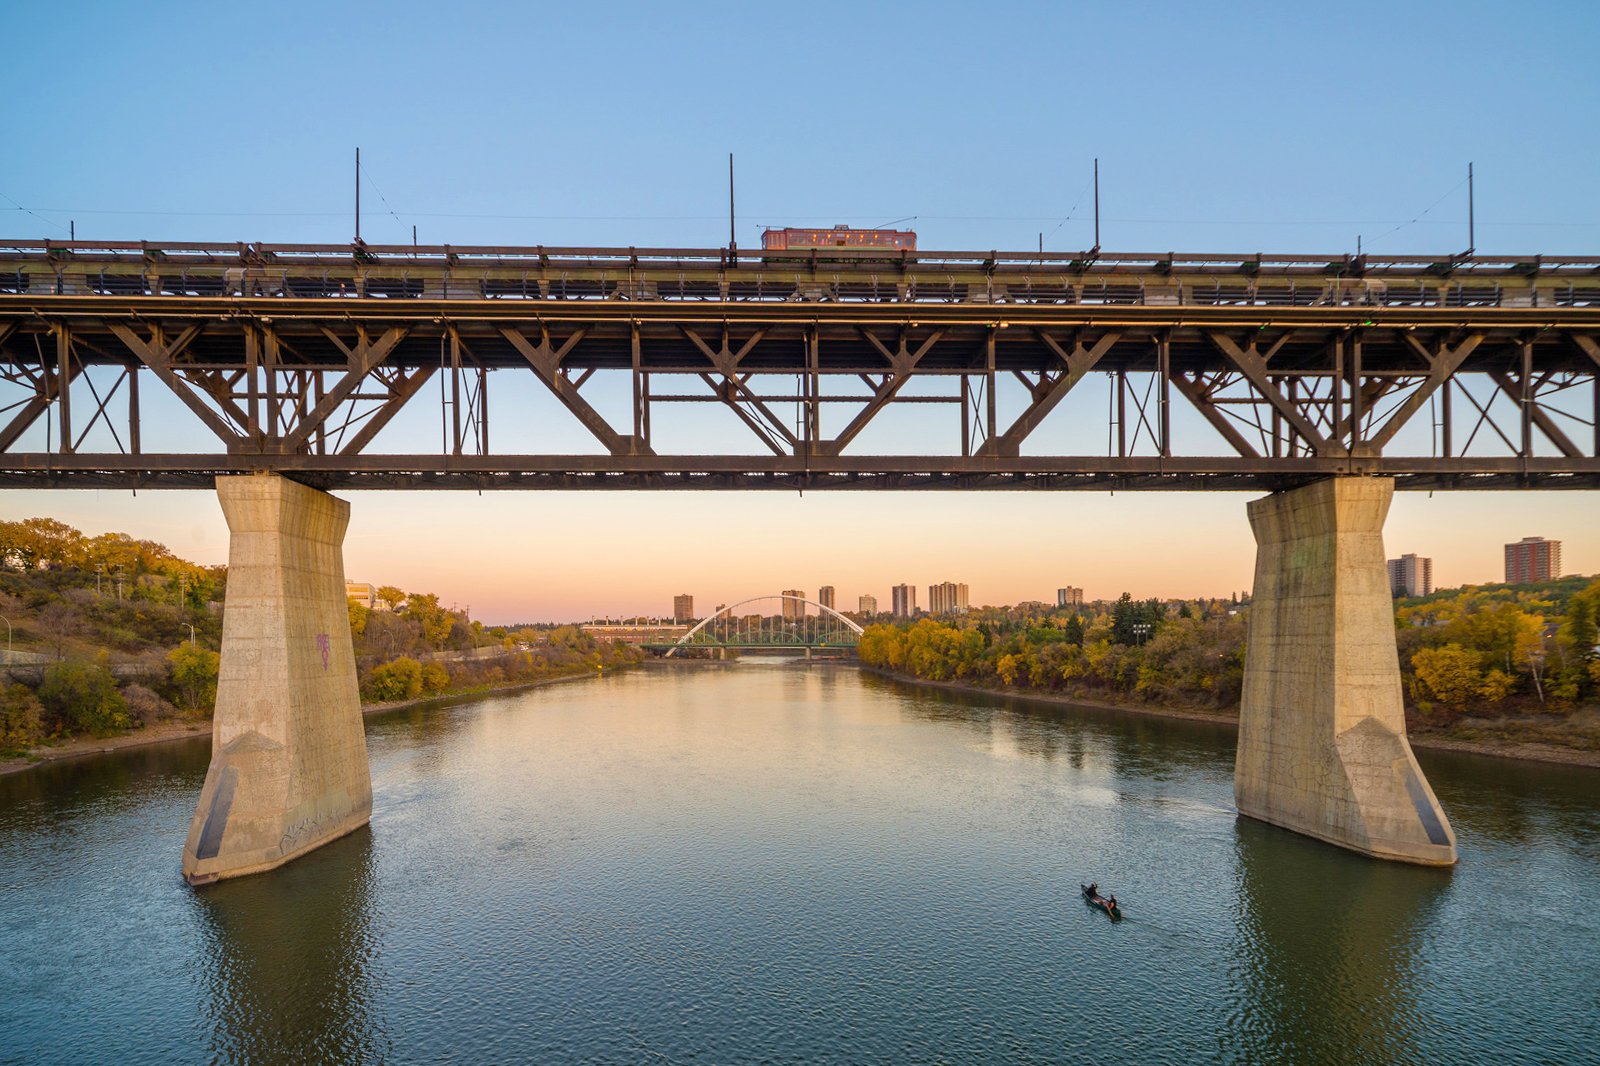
[0,190,70,234]
[356,156,405,230]
[1365,174,1472,248]
[2,201,1595,229]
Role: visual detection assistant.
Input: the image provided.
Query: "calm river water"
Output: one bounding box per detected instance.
[2,663,1598,1064]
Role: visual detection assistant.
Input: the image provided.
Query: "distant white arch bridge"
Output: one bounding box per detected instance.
[662,595,864,657]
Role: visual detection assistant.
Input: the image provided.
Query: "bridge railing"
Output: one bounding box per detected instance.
[3,241,1597,308]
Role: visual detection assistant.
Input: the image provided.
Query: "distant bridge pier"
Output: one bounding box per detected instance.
[1236,477,1456,866]
[182,474,372,886]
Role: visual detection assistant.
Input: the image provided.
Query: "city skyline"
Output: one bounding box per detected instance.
[18,490,1594,625]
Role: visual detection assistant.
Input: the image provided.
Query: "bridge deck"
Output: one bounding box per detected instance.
[2,244,1596,491]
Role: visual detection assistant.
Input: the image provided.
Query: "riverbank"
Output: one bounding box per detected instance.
[0,668,615,778]
[861,666,1600,770]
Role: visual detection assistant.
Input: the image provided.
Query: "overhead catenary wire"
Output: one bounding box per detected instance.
[355,153,406,232]
[3,203,1595,228]
[0,190,70,234]
[1364,173,1472,249]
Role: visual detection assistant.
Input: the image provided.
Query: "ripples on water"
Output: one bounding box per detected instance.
[2,664,1598,1064]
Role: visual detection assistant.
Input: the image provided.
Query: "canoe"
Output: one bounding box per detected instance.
[1081,883,1122,920]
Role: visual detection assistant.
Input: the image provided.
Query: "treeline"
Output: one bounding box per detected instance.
[0,517,228,754]
[346,588,640,701]
[860,594,1247,711]
[1397,577,1600,713]
[0,517,640,758]
[860,577,1600,722]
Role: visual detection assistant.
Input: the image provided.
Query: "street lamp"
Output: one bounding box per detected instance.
[0,614,11,661]
[181,622,196,647]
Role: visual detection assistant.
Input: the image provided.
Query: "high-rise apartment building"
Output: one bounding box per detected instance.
[1057,586,1084,609]
[782,589,806,621]
[891,584,917,618]
[858,594,878,616]
[928,581,970,614]
[673,594,695,624]
[817,586,835,611]
[1505,537,1562,584]
[1386,555,1433,598]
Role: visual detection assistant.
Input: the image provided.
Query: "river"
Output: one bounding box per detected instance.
[2,663,1597,1064]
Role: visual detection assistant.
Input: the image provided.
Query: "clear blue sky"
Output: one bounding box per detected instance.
[3,3,1597,621]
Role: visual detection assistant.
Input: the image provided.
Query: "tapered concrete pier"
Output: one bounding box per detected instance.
[1236,477,1456,865]
[183,474,372,886]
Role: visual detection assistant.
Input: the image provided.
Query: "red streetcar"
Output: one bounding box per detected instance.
[760,224,917,252]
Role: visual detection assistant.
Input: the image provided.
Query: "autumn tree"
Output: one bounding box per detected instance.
[0,517,85,571]
[39,658,128,735]
[167,644,221,713]
[0,684,45,753]
[1411,644,1484,706]
[365,657,424,701]
[402,592,455,648]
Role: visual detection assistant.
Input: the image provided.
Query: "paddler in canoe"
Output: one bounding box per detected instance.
[1082,882,1122,919]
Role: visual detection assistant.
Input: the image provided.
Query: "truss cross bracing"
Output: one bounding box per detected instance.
[1,241,1597,491]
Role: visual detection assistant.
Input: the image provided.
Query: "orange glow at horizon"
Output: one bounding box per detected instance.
[13,488,1598,626]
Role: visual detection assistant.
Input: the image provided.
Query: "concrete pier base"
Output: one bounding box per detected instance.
[1236,478,1456,866]
[182,474,372,886]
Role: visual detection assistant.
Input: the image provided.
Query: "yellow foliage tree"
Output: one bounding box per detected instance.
[1411,644,1485,706]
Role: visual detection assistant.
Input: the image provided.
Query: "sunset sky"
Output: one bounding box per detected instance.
[3,2,1596,623]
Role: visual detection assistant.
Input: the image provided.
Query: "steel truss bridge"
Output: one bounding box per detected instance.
[656,596,864,656]
[1,239,1597,491]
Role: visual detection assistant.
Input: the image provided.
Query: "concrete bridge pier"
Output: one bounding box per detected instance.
[183,474,372,886]
[1236,477,1457,866]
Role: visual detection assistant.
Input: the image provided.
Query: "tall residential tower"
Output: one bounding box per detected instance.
[1504,537,1562,584]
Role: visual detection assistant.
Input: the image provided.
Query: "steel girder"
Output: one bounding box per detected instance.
[1,296,1597,491]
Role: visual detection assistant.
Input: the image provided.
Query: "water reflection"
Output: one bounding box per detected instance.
[194,827,388,1064]
[873,671,1238,776]
[0,734,210,826]
[1228,817,1450,1064]
[1420,748,1600,853]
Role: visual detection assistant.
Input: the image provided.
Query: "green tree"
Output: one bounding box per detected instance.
[167,643,221,713]
[39,658,129,735]
[375,585,406,612]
